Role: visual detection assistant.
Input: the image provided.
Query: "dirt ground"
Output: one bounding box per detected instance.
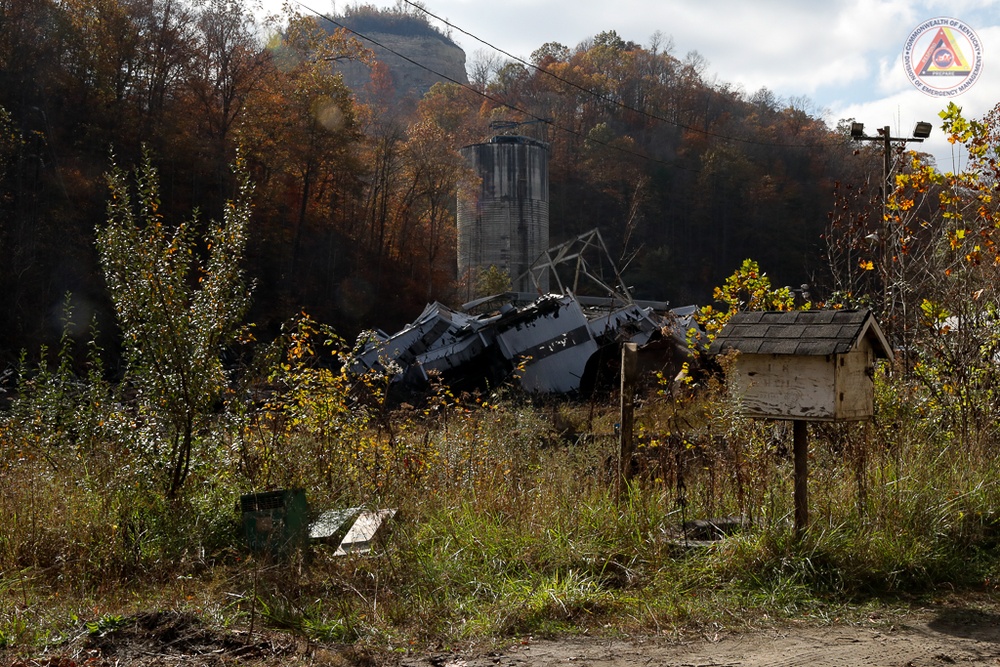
[425,607,1000,667]
[5,600,1000,667]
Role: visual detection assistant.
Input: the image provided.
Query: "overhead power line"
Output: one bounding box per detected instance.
[291,0,700,172]
[401,0,846,152]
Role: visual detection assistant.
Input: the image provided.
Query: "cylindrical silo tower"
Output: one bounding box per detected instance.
[457,135,549,297]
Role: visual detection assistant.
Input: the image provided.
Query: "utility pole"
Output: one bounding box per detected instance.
[850,121,932,360]
[850,121,931,206]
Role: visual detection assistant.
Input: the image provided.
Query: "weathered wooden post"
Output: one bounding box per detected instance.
[618,342,639,499]
[709,309,891,537]
[793,420,808,537]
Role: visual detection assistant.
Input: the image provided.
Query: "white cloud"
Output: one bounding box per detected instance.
[281,0,1000,169]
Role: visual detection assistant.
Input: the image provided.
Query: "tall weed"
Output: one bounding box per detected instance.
[3,318,1000,647]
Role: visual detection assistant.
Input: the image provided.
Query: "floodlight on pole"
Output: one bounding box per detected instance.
[850,121,933,198]
[912,121,932,139]
[849,120,932,366]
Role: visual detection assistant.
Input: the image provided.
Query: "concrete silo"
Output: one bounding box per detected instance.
[457,135,549,297]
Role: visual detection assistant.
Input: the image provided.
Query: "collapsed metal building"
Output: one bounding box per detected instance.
[350,230,702,395]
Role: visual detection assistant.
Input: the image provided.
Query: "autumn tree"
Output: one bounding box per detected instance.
[398,117,464,299]
[97,150,252,498]
[273,14,365,269]
[62,0,146,142]
[188,0,270,197]
[0,106,25,356]
[0,0,66,113]
[233,11,371,328]
[879,103,1000,445]
[694,258,796,340]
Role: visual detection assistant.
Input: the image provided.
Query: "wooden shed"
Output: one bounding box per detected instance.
[708,309,891,422]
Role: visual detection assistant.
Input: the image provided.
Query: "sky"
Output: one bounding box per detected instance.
[282,0,999,172]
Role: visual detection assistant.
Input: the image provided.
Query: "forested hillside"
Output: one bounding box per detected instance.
[0,0,869,365]
[7,1,1000,652]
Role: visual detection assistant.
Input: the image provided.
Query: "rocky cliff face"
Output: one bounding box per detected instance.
[338,31,469,102]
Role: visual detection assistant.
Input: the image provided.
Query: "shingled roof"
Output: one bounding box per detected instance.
[708,309,891,358]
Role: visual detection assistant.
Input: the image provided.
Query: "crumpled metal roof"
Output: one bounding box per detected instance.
[350,228,707,394]
[349,292,699,394]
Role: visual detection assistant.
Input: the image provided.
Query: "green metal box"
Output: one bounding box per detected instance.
[239,489,308,557]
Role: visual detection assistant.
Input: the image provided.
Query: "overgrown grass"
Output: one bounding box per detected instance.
[2,358,1000,654]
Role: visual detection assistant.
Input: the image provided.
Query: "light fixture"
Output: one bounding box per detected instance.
[850,120,932,206]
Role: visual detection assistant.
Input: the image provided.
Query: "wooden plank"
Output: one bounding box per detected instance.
[732,354,836,420]
[334,509,396,556]
[834,348,876,420]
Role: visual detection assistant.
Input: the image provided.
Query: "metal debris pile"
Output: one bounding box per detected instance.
[350,230,704,394]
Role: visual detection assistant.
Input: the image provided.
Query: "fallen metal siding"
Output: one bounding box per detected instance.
[587,304,662,346]
[493,295,599,394]
[347,291,703,395]
[351,302,469,379]
[408,331,491,382]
